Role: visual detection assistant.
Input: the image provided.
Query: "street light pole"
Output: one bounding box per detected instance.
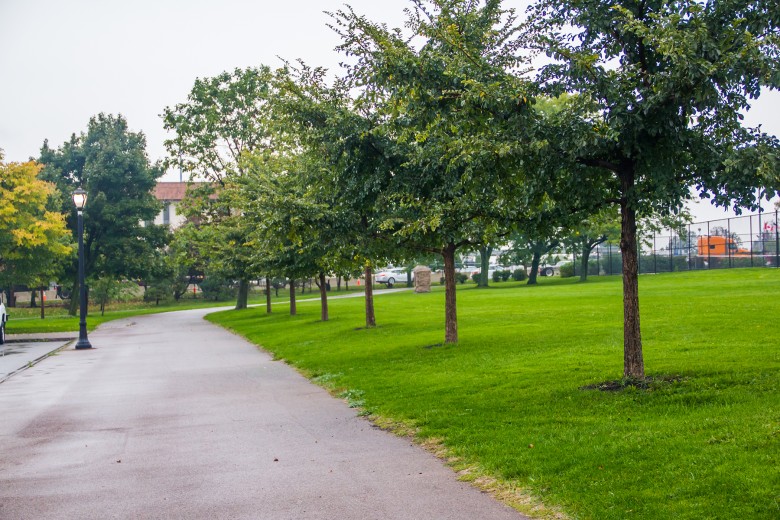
[72,188,92,350]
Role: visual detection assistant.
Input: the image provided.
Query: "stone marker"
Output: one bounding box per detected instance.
[413,265,432,293]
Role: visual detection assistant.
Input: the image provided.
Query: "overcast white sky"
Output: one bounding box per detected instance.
[1,0,777,221]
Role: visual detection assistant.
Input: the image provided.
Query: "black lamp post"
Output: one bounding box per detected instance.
[72,188,92,350]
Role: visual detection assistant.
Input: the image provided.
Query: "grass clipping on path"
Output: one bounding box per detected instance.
[207,269,780,520]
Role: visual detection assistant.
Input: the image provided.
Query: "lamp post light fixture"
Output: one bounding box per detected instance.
[72,188,92,350]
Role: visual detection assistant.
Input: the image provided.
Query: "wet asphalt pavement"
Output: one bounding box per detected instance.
[0,308,527,519]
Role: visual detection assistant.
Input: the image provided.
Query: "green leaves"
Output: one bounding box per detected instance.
[38,114,165,284]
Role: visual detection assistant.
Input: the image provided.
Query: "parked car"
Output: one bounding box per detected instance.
[470,264,500,280]
[375,268,413,288]
[538,261,569,277]
[0,294,8,345]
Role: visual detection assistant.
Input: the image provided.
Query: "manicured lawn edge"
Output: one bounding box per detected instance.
[205,270,778,519]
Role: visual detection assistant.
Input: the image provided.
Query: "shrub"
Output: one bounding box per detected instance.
[200,276,236,301]
[500,270,511,281]
[472,272,482,283]
[512,268,527,281]
[559,262,575,278]
[456,272,469,284]
[492,271,501,282]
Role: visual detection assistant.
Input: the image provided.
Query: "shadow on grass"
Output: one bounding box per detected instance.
[580,374,688,392]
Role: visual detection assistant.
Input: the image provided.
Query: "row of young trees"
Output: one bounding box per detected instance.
[160,0,779,381]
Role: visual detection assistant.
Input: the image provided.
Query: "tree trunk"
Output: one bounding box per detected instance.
[337,276,342,291]
[289,279,297,316]
[265,276,272,314]
[442,242,458,344]
[30,289,37,308]
[364,264,376,328]
[69,275,79,315]
[235,278,249,310]
[40,288,45,319]
[580,242,592,282]
[318,272,329,322]
[478,245,493,287]
[620,190,645,380]
[527,250,542,285]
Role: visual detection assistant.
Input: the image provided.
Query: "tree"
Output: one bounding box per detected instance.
[91,277,136,315]
[0,155,72,305]
[163,67,277,310]
[564,209,621,282]
[332,0,537,343]
[238,152,346,322]
[475,245,494,287]
[524,0,780,379]
[275,63,410,328]
[39,114,165,314]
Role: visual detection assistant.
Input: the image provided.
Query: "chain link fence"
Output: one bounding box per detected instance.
[573,210,780,277]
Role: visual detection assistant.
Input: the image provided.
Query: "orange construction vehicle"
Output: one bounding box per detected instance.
[697,236,750,256]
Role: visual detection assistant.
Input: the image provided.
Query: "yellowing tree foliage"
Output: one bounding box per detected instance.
[0,155,72,294]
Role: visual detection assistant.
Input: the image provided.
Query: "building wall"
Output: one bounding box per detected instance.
[152,201,188,229]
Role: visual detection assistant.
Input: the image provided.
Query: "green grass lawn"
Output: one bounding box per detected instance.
[206,269,780,520]
[5,284,369,334]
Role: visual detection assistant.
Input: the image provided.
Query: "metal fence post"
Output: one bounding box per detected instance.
[653,232,657,274]
[596,246,601,276]
[688,224,692,271]
[728,218,733,268]
[775,210,780,267]
[749,214,754,267]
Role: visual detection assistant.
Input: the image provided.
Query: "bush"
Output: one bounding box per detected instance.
[456,272,469,284]
[472,272,482,283]
[511,268,527,281]
[500,270,511,281]
[492,271,501,282]
[559,262,575,278]
[200,276,236,301]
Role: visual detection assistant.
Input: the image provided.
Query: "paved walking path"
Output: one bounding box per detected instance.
[0,308,526,519]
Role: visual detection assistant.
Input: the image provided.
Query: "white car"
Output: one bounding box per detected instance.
[0,295,8,345]
[471,264,500,280]
[538,260,570,277]
[375,268,412,288]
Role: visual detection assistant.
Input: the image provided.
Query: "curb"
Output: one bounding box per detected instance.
[0,339,75,384]
[5,333,79,344]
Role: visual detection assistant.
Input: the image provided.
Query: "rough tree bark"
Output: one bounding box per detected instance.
[478,245,493,287]
[527,250,542,285]
[318,272,329,322]
[579,237,608,282]
[235,279,249,310]
[289,279,297,316]
[265,276,272,314]
[442,242,458,344]
[620,171,645,380]
[364,264,376,328]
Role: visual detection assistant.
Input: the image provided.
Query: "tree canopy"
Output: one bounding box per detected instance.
[162,66,278,309]
[0,154,72,298]
[39,113,166,312]
[522,0,780,378]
